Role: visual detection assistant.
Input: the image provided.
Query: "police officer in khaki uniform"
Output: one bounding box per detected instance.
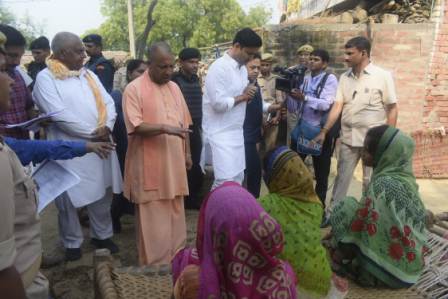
[258,53,283,151]
[0,31,48,299]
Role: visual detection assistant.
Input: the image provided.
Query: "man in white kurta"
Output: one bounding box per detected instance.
[33,32,122,261]
[201,28,262,188]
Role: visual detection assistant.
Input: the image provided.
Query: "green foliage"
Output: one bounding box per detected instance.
[0,5,45,46]
[92,0,271,53]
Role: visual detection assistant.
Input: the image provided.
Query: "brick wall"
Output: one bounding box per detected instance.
[414,0,448,178]
[425,0,448,129]
[264,23,434,132]
[412,130,448,178]
[263,19,448,177]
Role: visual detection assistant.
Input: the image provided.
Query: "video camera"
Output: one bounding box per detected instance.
[274,65,307,93]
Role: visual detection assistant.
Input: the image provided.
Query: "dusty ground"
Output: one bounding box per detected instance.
[41,206,199,299]
[40,159,447,299]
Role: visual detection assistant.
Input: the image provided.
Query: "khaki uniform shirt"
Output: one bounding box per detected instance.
[336,63,397,147]
[0,137,41,281]
[0,138,16,272]
[258,73,283,105]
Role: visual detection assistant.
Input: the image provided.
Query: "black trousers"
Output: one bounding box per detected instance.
[296,135,335,208]
[245,142,262,198]
[185,119,204,209]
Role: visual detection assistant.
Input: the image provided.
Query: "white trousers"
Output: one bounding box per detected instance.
[327,143,372,215]
[55,188,113,248]
[211,171,245,190]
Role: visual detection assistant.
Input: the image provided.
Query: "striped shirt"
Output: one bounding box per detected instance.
[0,69,34,139]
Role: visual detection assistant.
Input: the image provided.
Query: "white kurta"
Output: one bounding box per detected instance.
[33,68,122,208]
[201,53,248,180]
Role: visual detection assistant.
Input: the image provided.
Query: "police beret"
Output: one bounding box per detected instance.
[83,34,103,46]
[261,53,274,62]
[178,48,201,61]
[30,36,50,50]
[296,44,314,54]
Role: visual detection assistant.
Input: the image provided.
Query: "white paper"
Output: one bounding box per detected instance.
[4,109,64,132]
[32,160,81,213]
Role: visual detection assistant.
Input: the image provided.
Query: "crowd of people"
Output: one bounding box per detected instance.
[0,22,428,299]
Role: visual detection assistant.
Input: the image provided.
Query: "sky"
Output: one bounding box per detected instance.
[5,0,280,41]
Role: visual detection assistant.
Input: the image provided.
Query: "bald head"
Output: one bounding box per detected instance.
[147,41,173,63]
[51,32,82,54]
[51,32,86,71]
[147,41,174,85]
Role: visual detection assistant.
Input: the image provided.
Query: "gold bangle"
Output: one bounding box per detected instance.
[321,127,329,134]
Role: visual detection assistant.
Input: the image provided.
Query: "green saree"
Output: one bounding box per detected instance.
[259,147,332,298]
[330,127,427,287]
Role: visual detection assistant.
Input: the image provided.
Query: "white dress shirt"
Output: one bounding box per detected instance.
[201,52,249,180]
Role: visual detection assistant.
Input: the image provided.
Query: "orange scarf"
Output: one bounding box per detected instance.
[47,58,107,127]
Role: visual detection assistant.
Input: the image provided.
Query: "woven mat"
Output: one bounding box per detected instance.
[100,270,428,299]
[346,282,426,299]
[95,260,173,299]
[95,217,447,299]
[97,264,429,299]
[112,270,173,299]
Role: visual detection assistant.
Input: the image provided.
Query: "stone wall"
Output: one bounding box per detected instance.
[262,18,448,177]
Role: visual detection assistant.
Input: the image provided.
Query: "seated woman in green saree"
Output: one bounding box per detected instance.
[259,146,346,299]
[329,125,427,288]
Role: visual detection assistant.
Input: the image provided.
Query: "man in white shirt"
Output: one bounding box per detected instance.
[201,28,262,189]
[33,32,123,261]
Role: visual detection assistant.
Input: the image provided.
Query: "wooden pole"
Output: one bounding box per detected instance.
[127,0,136,58]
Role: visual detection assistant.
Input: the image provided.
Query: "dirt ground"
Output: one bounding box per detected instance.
[40,160,447,299]
[40,205,199,299]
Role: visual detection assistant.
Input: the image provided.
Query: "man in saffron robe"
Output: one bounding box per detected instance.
[123,42,192,266]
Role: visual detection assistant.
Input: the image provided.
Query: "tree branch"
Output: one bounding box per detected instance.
[136,0,159,59]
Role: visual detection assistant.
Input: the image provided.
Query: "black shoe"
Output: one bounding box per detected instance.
[65,248,82,261]
[90,238,119,254]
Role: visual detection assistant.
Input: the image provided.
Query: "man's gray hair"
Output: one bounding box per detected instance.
[147,41,172,63]
[51,32,82,54]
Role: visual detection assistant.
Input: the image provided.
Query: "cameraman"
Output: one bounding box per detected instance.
[290,49,338,209]
[285,44,314,145]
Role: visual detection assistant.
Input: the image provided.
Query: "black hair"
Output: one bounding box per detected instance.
[365,125,389,156]
[345,36,371,56]
[126,59,146,74]
[30,36,50,50]
[252,52,261,60]
[178,47,201,61]
[311,49,330,63]
[233,28,262,48]
[0,24,26,48]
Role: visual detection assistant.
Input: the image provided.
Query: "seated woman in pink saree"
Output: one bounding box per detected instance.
[172,182,298,299]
